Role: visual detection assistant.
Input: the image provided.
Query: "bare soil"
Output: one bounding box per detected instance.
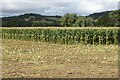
[2,39,118,78]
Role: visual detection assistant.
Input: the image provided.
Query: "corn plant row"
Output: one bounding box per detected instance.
[2,28,120,45]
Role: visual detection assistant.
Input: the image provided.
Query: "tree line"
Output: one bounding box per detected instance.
[61,10,119,27]
[2,10,119,27]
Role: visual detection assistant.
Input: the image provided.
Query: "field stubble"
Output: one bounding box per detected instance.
[2,39,118,78]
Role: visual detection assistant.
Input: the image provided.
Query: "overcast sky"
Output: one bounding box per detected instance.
[0,0,120,17]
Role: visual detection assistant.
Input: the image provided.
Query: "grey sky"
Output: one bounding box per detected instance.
[0,0,119,17]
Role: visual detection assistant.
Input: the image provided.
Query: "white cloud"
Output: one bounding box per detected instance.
[2,0,119,2]
[1,0,119,17]
[75,1,103,13]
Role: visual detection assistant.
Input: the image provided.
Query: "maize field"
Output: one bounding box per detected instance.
[1,27,119,78]
[1,27,120,45]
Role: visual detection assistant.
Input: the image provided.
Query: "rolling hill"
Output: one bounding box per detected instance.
[1,10,119,27]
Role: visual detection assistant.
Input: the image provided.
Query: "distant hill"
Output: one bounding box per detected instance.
[2,13,61,27]
[2,10,118,27]
[88,10,117,19]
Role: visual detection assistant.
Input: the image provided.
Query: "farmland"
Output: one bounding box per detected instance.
[1,27,119,78]
[2,27,120,45]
